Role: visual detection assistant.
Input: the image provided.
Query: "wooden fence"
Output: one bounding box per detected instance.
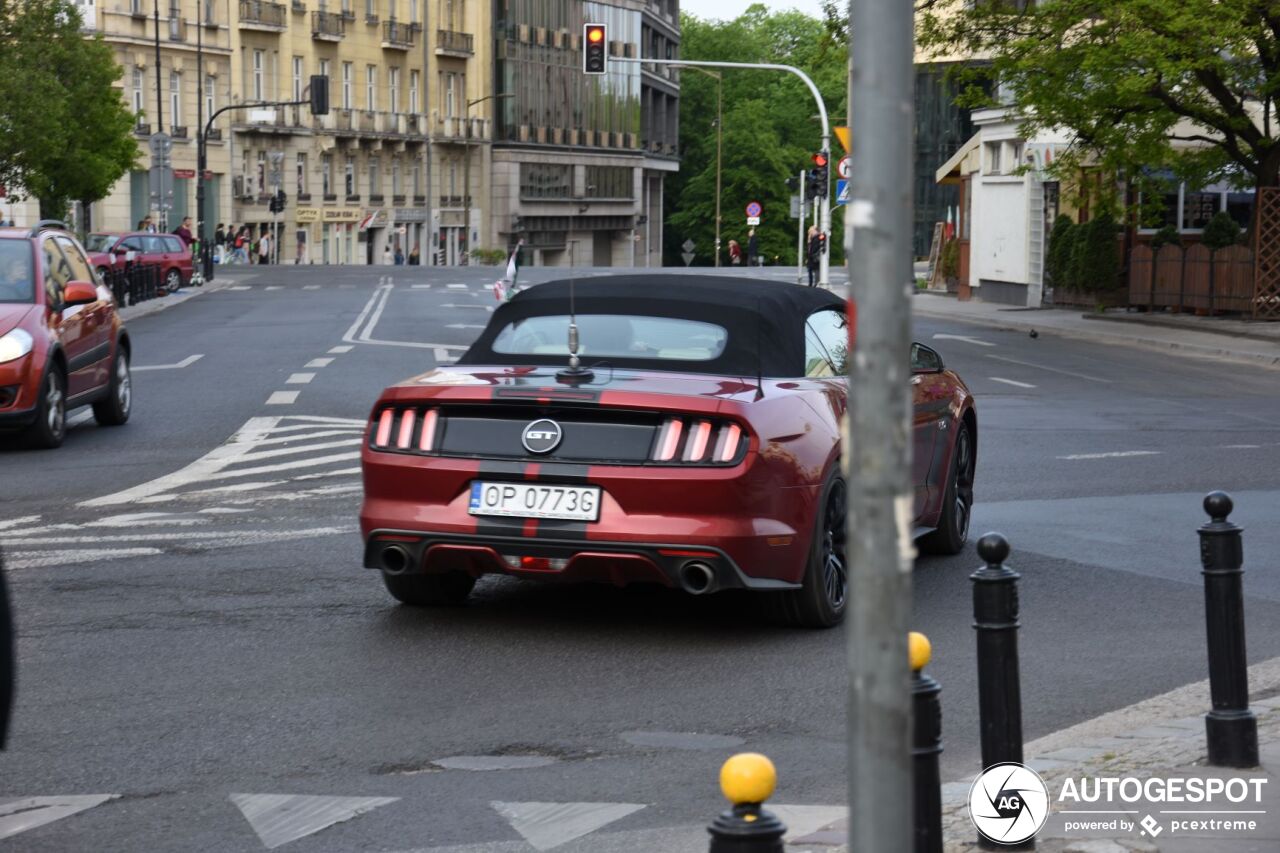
[1127,244,1257,315]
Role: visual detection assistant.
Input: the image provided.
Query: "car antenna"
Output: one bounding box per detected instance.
[556,271,594,384]
[754,294,765,400]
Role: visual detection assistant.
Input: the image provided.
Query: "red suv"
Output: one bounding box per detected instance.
[86,231,192,292]
[0,221,132,448]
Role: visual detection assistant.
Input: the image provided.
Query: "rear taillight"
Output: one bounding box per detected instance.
[370,406,440,452]
[651,417,747,465]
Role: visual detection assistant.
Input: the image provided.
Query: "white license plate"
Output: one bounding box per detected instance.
[468,481,601,522]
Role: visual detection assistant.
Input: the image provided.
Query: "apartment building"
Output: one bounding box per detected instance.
[488,0,679,268]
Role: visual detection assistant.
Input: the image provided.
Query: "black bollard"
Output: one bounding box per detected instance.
[971,532,1031,851]
[708,753,786,853]
[1200,491,1258,768]
[910,632,943,853]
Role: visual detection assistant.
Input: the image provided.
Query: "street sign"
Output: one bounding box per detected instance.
[681,252,695,266]
[148,132,172,161]
[746,216,760,226]
[836,179,851,206]
[834,125,851,154]
[790,195,806,219]
[681,238,695,266]
[250,109,277,123]
[837,156,852,180]
[745,201,762,218]
[681,239,696,253]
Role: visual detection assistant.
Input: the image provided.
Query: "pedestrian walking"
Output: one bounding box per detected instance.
[257,228,272,265]
[173,216,194,248]
[728,239,742,265]
[394,245,405,266]
[408,243,421,266]
[806,225,822,287]
[232,227,249,264]
[382,243,394,266]
[747,228,759,267]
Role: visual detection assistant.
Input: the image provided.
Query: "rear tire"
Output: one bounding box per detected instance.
[23,366,66,449]
[770,472,847,628]
[919,421,974,556]
[92,345,131,426]
[382,571,475,607]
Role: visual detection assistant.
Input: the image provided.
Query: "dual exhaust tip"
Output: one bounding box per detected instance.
[382,544,717,595]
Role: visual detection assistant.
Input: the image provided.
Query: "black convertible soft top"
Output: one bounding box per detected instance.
[458,275,845,377]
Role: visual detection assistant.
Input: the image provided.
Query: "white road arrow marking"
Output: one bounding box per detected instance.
[0,795,118,840]
[231,794,398,850]
[133,354,204,371]
[491,802,646,851]
[932,333,994,347]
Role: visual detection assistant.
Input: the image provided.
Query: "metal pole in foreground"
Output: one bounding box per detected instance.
[847,0,915,849]
[1199,491,1258,768]
[910,632,943,853]
[971,533,1030,851]
[796,170,805,286]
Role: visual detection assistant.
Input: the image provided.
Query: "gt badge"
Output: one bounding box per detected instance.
[521,419,563,454]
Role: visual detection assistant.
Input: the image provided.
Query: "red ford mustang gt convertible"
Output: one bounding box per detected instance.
[360,276,976,627]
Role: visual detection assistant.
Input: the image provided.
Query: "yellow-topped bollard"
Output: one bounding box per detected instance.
[909,630,932,672]
[707,753,786,852]
[719,753,776,805]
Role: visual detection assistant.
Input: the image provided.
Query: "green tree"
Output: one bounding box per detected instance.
[1045,215,1077,291]
[1202,211,1242,249]
[667,5,847,267]
[0,0,138,220]
[918,1,1280,195]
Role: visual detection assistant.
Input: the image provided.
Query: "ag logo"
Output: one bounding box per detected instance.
[521,419,563,454]
[968,762,1050,845]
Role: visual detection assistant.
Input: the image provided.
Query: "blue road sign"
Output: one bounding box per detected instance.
[836,180,850,206]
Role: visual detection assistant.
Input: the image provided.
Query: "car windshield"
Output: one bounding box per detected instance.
[491,314,729,362]
[0,238,34,303]
[85,233,119,252]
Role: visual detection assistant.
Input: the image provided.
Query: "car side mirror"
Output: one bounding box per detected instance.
[63,281,98,306]
[910,342,944,373]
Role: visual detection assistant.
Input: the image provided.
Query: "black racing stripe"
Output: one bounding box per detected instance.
[471,460,534,539]
[494,387,602,403]
[524,462,593,542]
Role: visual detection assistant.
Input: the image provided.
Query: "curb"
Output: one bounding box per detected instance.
[912,298,1280,372]
[1082,311,1280,345]
[116,274,240,323]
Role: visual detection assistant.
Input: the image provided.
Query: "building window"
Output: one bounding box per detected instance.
[292,57,303,102]
[366,0,375,17]
[345,156,356,196]
[388,67,400,114]
[409,69,420,114]
[519,163,572,199]
[1138,181,1256,234]
[412,162,421,195]
[319,59,331,104]
[252,50,264,101]
[243,151,253,194]
[296,152,307,196]
[132,67,145,126]
[368,156,380,198]
[169,71,181,129]
[257,151,267,196]
[584,165,632,199]
[441,0,462,31]
[341,62,352,109]
[409,0,417,23]
[321,154,332,196]
[985,142,1002,175]
[442,72,460,117]
[204,74,215,120]
[391,158,401,195]
[366,65,377,112]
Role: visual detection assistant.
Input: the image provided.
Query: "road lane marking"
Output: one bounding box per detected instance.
[0,795,119,840]
[986,354,1112,383]
[447,283,468,289]
[286,373,315,384]
[1221,444,1261,449]
[1057,450,1162,460]
[133,354,204,371]
[411,284,432,289]
[226,285,252,291]
[265,286,283,291]
[933,333,995,347]
[988,377,1036,389]
[266,391,299,405]
[304,358,334,368]
[303,284,321,290]
[446,323,485,330]
[5,548,165,569]
[231,794,399,851]
[1,526,354,547]
[342,282,469,352]
[239,438,360,463]
[491,802,647,851]
[328,345,353,353]
[0,516,41,531]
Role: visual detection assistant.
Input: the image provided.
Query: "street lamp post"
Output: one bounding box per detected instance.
[462,93,512,265]
[677,66,723,268]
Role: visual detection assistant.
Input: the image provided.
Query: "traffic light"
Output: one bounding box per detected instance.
[309,74,329,115]
[804,168,821,200]
[583,24,606,74]
[811,151,829,198]
[269,189,287,213]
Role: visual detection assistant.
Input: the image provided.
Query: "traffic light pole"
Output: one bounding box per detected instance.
[611,57,831,287]
[796,170,805,285]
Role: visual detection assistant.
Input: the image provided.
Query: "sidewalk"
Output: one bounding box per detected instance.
[911,292,1280,371]
[115,269,250,323]
[784,656,1280,852]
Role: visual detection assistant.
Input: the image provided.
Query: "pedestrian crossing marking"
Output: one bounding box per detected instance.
[490,802,646,851]
[231,794,399,850]
[0,795,118,840]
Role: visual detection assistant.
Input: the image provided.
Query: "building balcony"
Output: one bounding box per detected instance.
[323,193,337,202]
[297,192,312,202]
[168,16,188,41]
[434,115,486,141]
[339,6,355,21]
[134,122,151,136]
[292,0,305,12]
[239,0,286,29]
[171,126,189,139]
[382,19,414,50]
[369,194,385,204]
[311,10,344,40]
[436,29,473,56]
[365,13,379,25]
[392,193,406,203]
[205,128,223,141]
[346,194,361,203]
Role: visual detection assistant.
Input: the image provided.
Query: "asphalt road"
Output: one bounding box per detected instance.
[2,264,1278,852]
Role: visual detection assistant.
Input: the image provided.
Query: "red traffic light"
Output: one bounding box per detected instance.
[812,152,829,167]
[586,25,604,43]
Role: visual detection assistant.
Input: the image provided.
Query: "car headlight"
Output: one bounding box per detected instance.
[0,329,34,364]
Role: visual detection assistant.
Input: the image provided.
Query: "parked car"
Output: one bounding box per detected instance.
[0,221,132,448]
[85,231,191,292]
[360,276,977,628]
